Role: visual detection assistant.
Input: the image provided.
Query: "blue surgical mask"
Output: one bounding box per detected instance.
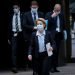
[31,8,38,13]
[37,24,44,32]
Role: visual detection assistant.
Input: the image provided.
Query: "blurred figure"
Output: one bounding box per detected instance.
[23,0,44,70]
[45,4,65,72]
[28,18,56,75]
[8,4,25,73]
[71,14,75,39]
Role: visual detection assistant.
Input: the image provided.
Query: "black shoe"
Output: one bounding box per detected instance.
[11,67,18,73]
[33,71,38,75]
[54,69,60,72]
[50,69,55,73]
[51,69,60,73]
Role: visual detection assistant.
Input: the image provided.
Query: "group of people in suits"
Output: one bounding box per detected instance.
[8,0,65,75]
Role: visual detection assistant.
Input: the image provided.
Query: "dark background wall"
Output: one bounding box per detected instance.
[8,0,57,14]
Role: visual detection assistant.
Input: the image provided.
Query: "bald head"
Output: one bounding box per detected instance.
[54,4,61,13]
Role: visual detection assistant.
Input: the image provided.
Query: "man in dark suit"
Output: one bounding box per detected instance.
[23,0,44,70]
[8,4,25,73]
[28,18,56,75]
[45,4,65,72]
[23,0,44,40]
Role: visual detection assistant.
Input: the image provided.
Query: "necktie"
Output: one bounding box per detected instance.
[15,14,19,32]
[33,12,36,26]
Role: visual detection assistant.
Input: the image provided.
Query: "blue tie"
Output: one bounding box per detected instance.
[33,13,36,26]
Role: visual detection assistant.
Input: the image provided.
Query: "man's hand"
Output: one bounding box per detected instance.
[49,47,53,51]
[8,40,11,44]
[51,11,60,18]
[28,55,32,61]
[51,12,58,18]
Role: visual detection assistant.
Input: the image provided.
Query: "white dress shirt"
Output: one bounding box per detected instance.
[31,11,38,21]
[36,30,46,53]
[56,15,60,32]
[12,11,22,32]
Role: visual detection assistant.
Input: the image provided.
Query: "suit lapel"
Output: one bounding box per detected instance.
[45,31,50,44]
[59,13,62,27]
[44,31,48,45]
[35,35,39,51]
[44,31,50,51]
[36,31,47,46]
[18,13,22,30]
[29,12,34,25]
[35,31,49,52]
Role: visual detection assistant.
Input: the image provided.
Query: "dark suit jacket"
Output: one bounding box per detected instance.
[8,12,24,41]
[28,31,56,58]
[45,12,65,38]
[23,11,44,40]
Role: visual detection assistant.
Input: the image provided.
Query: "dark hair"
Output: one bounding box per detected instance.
[12,1,20,8]
[31,0,38,6]
[13,4,20,7]
[13,4,20,10]
[36,18,46,29]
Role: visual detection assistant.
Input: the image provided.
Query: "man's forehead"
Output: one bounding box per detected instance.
[31,4,38,6]
[54,4,61,8]
[31,5,38,7]
[31,1,38,5]
[13,5,19,8]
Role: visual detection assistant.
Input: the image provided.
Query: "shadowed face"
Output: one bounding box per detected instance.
[31,1,38,12]
[31,5,38,13]
[13,5,20,14]
[54,4,61,13]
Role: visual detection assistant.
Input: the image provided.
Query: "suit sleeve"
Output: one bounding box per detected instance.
[48,32,56,50]
[28,33,35,55]
[8,14,12,41]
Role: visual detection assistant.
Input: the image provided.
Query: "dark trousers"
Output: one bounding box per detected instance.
[24,40,32,69]
[51,32,63,70]
[24,33,33,69]
[33,52,51,75]
[11,32,25,68]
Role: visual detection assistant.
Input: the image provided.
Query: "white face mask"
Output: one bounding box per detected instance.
[31,8,38,13]
[37,24,44,32]
[13,8,19,14]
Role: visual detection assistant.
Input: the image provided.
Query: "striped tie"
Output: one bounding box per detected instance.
[15,14,19,32]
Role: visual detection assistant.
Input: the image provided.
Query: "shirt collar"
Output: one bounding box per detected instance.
[36,30,46,36]
[14,11,20,15]
[31,10,37,15]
